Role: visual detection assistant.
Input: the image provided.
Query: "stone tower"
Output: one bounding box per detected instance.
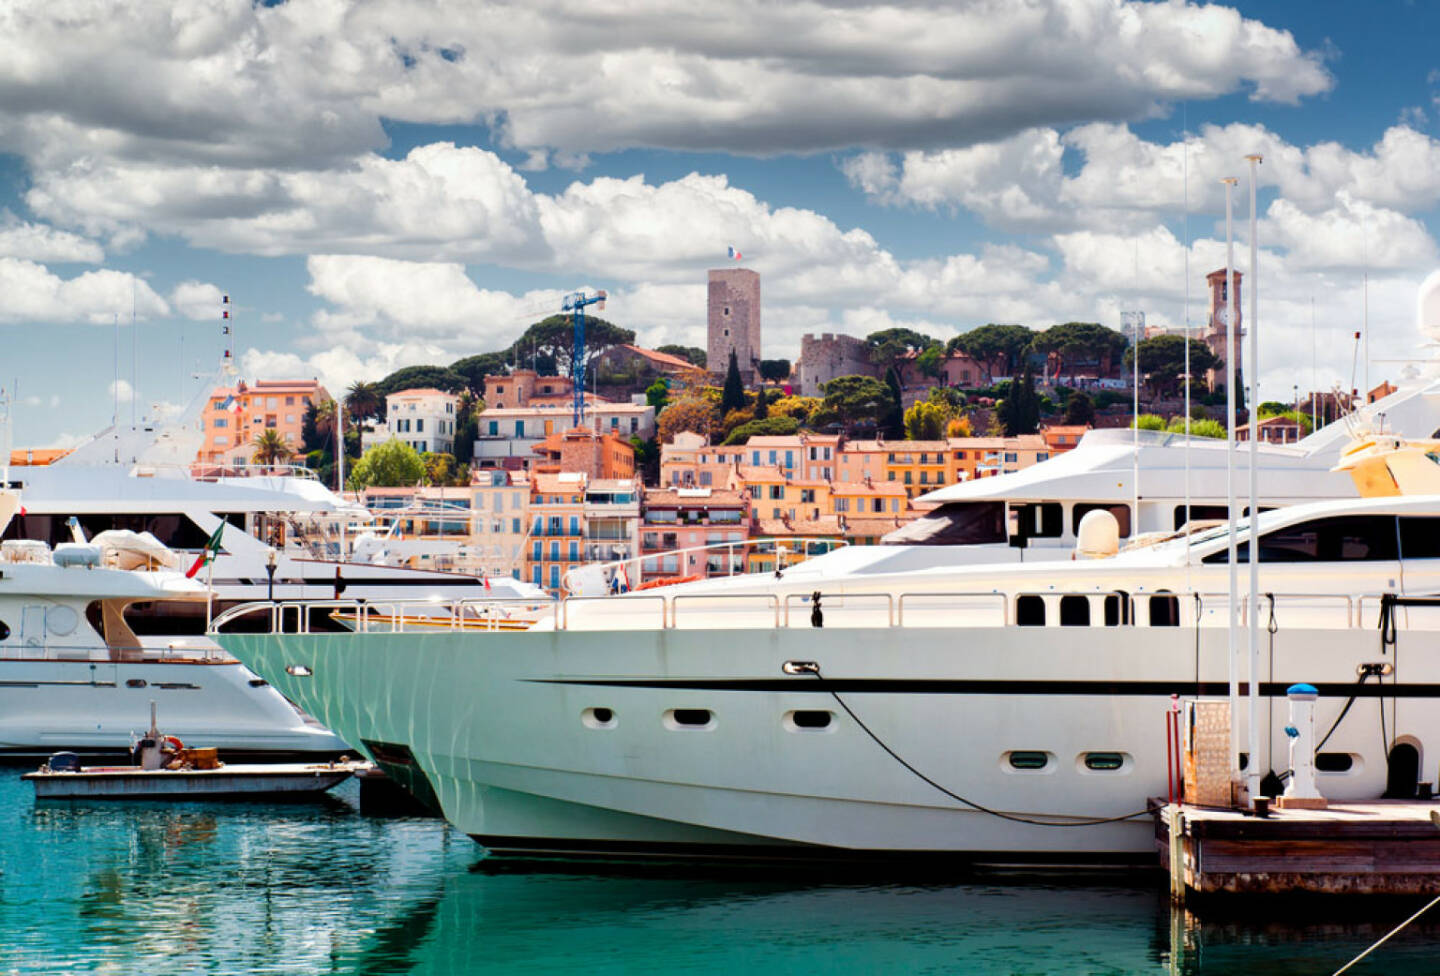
[707,268,761,384]
[1204,268,1243,392]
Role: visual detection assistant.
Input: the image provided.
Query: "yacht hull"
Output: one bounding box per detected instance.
[0,657,349,761]
[218,618,1426,863]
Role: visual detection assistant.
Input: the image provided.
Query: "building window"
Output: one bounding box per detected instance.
[488,421,498,435]
[801,489,815,503]
[213,418,227,429]
[550,541,560,560]
[515,421,525,437]
[835,497,849,513]
[416,419,424,432]
[1005,452,1018,463]
[549,565,560,590]
[569,541,579,560]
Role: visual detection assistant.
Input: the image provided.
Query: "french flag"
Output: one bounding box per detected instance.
[220,394,241,414]
[727,246,742,261]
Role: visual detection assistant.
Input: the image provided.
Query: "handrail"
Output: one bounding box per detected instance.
[897,591,1009,627]
[563,535,848,596]
[671,592,781,629]
[209,588,1418,636]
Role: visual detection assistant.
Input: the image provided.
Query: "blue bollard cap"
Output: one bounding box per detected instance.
[1287,682,1318,699]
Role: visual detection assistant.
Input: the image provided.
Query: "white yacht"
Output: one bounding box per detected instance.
[212,490,1440,865]
[0,492,347,760]
[888,379,1440,557]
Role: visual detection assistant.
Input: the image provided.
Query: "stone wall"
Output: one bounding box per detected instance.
[795,333,878,396]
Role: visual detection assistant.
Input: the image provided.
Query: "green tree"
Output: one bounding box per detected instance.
[822,375,894,431]
[758,358,792,383]
[300,401,324,453]
[629,435,660,483]
[753,385,769,420]
[1166,416,1226,438]
[350,439,425,489]
[450,351,513,395]
[655,344,707,368]
[452,392,480,465]
[1064,392,1095,425]
[1121,335,1220,399]
[999,359,1041,435]
[250,428,292,465]
[420,451,460,486]
[721,349,747,415]
[645,379,669,411]
[915,344,945,380]
[509,315,635,382]
[1132,413,1167,431]
[374,365,468,397]
[866,328,939,371]
[1032,322,1128,381]
[948,324,1036,381]
[904,400,948,440]
[883,366,904,437]
[722,415,801,445]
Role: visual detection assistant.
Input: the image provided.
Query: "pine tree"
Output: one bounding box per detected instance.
[883,366,904,437]
[753,385,769,420]
[721,349,746,416]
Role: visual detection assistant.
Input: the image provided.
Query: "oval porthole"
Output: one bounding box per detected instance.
[45,606,79,636]
[1316,752,1356,773]
[1083,752,1126,771]
[0,619,10,641]
[284,665,313,677]
[1006,750,1050,771]
[784,710,833,732]
[582,707,617,729]
[125,678,147,689]
[664,708,714,730]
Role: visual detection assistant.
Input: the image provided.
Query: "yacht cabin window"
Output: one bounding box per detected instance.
[1174,505,1229,530]
[1009,502,1062,539]
[1202,514,1400,563]
[1399,517,1440,558]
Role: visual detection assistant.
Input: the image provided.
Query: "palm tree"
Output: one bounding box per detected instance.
[346,380,384,424]
[251,428,292,466]
[313,397,342,441]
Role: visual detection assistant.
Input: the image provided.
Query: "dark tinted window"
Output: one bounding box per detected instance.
[1073,503,1131,538]
[1150,593,1180,627]
[1103,593,1130,626]
[1016,595,1045,627]
[0,619,8,641]
[1174,505,1230,530]
[1400,517,1440,559]
[1010,502,1063,539]
[1059,595,1090,627]
[1,512,226,550]
[1204,515,1399,563]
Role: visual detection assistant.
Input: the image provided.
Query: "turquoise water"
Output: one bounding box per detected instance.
[2,769,1439,974]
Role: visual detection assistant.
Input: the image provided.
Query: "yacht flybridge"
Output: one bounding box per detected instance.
[213,489,1440,865]
[890,379,1440,557]
[0,491,347,760]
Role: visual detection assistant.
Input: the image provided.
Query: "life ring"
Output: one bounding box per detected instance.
[162,735,184,753]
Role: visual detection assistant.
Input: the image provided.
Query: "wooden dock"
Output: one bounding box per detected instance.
[1156,800,1440,896]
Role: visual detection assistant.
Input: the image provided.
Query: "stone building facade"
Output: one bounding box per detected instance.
[794,333,879,396]
[707,268,761,384]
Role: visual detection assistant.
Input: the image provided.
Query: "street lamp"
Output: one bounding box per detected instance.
[266,546,278,603]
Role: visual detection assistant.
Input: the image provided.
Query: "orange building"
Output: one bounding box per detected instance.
[197,378,328,468]
[531,427,636,479]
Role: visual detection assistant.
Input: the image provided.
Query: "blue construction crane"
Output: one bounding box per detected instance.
[561,289,607,427]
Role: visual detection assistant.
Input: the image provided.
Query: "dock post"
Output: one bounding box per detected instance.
[1280,682,1326,810]
[1168,805,1185,902]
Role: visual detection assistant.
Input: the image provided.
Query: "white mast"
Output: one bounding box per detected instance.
[1245,153,1263,804]
[1221,174,1240,796]
[1182,121,1191,569]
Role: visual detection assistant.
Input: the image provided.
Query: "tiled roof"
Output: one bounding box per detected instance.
[388,387,457,399]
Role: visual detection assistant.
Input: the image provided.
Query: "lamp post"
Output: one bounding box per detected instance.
[266,546,278,603]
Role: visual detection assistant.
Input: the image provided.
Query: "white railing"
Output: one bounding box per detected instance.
[207,588,1429,636]
[564,535,848,596]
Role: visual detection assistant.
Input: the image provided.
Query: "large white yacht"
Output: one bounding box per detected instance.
[213,489,1440,865]
[888,378,1440,556]
[0,492,347,760]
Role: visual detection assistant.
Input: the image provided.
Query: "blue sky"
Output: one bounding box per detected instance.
[3,0,1439,446]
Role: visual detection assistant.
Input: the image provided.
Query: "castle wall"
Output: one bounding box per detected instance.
[795,333,879,397]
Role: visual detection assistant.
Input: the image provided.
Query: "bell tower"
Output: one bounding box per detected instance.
[1204,268,1243,391]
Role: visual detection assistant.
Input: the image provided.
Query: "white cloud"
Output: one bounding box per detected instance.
[108,378,133,403]
[0,0,1330,172]
[240,342,453,402]
[0,214,103,263]
[169,280,226,320]
[0,258,168,324]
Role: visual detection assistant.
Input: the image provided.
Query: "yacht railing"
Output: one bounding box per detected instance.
[207,590,1407,635]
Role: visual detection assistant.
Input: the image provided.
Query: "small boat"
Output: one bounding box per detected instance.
[24,702,369,800]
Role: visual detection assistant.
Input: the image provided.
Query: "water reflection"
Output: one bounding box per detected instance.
[5,767,1440,975]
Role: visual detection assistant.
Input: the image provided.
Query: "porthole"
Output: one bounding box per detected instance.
[284,665,313,677]
[664,708,714,730]
[125,679,147,689]
[1005,750,1052,772]
[45,606,78,636]
[1083,752,1126,772]
[784,709,833,732]
[582,707,617,729]
[0,619,9,641]
[1316,752,1356,773]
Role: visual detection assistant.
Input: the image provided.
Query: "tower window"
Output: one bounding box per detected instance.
[723,306,731,316]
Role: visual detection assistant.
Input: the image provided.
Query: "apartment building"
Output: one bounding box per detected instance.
[197,378,328,468]
[639,487,749,582]
[727,465,834,524]
[527,472,587,594]
[531,427,636,479]
[385,388,459,454]
[469,469,531,579]
[474,397,655,470]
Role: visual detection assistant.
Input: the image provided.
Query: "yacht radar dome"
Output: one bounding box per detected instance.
[1074,508,1120,560]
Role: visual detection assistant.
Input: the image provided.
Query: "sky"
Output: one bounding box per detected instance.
[4,0,1440,447]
